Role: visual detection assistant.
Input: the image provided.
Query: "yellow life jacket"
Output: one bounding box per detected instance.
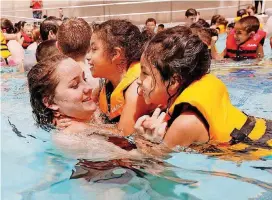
[99,62,141,121]
[168,74,272,148]
[217,25,226,34]
[0,31,11,60]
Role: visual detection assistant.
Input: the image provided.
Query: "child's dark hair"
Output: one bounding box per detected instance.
[238,16,260,33]
[195,18,210,28]
[142,26,210,100]
[1,18,15,33]
[141,29,155,45]
[40,17,59,41]
[216,16,228,27]
[185,8,197,17]
[27,54,68,130]
[237,9,247,17]
[227,22,235,29]
[158,24,164,28]
[210,14,221,26]
[36,40,59,62]
[92,19,143,67]
[57,18,91,60]
[145,18,156,25]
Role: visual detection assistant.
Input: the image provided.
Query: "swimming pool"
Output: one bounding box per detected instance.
[1,58,272,200]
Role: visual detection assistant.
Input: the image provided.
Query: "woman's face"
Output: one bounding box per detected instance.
[52,58,97,120]
[87,33,113,78]
[137,55,169,107]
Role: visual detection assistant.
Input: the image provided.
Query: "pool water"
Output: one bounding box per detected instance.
[1,59,272,200]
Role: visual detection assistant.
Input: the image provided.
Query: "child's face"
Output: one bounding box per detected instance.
[137,55,169,107]
[146,22,156,32]
[88,33,113,78]
[186,16,197,24]
[157,26,164,33]
[226,27,232,35]
[25,27,33,37]
[247,8,254,16]
[233,23,252,45]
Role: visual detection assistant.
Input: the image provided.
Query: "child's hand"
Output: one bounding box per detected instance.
[134,108,167,144]
[211,36,218,46]
[53,114,72,130]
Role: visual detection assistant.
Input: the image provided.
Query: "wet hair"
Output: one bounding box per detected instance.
[142,26,210,105]
[210,14,221,26]
[141,28,155,46]
[57,18,91,60]
[27,54,68,130]
[195,18,210,28]
[247,5,256,14]
[1,18,15,33]
[145,18,156,25]
[227,22,235,29]
[237,9,247,17]
[198,28,214,46]
[40,17,59,41]
[185,8,197,17]
[92,19,143,67]
[237,16,260,33]
[36,40,59,62]
[158,24,164,29]
[216,16,228,27]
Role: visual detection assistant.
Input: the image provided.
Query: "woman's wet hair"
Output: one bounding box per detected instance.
[142,26,210,101]
[92,19,143,67]
[27,54,67,130]
[1,18,15,33]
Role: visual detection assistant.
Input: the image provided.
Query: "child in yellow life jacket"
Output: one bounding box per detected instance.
[87,19,153,136]
[134,26,272,151]
[211,16,266,60]
[0,30,12,65]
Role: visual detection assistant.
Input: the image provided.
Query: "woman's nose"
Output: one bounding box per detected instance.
[83,84,93,95]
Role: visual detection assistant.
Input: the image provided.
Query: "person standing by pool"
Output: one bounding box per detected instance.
[30,0,43,20]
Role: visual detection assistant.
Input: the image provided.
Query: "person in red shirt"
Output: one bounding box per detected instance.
[30,0,43,19]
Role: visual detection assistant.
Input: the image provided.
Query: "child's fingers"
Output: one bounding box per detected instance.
[134,115,148,131]
[151,107,161,119]
[157,112,166,123]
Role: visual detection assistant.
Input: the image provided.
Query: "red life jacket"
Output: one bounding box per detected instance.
[22,32,33,49]
[226,30,266,59]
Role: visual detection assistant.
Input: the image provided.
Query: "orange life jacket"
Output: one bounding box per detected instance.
[226,30,266,59]
[99,62,141,121]
[168,74,272,148]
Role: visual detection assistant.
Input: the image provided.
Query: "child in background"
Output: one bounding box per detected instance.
[27,27,41,51]
[234,9,248,23]
[210,14,221,29]
[185,8,198,26]
[214,16,228,54]
[57,18,99,88]
[157,24,165,33]
[88,19,152,135]
[211,16,266,60]
[226,23,235,35]
[134,26,272,151]
[35,40,59,62]
[145,18,156,34]
[22,24,34,49]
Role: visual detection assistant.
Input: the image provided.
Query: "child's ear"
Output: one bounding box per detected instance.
[112,47,122,63]
[43,97,59,111]
[249,31,256,38]
[55,41,62,53]
[169,74,181,93]
[48,30,56,40]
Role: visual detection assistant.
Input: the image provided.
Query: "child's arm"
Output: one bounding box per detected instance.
[135,108,209,148]
[118,81,154,136]
[256,44,264,58]
[210,36,226,60]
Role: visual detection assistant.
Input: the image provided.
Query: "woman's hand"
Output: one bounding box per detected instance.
[134,108,167,143]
